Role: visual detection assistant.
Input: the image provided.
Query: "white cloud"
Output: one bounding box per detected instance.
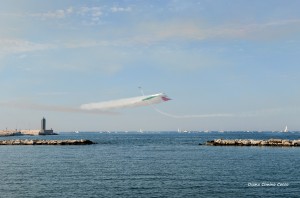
[0,39,54,56]
[29,6,102,24]
[66,7,73,14]
[78,6,102,17]
[30,7,73,19]
[76,6,103,25]
[42,9,65,19]
[62,40,108,48]
[123,18,300,45]
[110,6,132,12]
[232,19,300,40]
[77,6,102,23]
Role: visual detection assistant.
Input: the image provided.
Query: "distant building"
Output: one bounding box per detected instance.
[41,117,46,132]
[1,117,56,136]
[39,117,54,135]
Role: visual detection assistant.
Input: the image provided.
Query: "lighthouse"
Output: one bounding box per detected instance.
[39,117,55,135]
[41,117,46,132]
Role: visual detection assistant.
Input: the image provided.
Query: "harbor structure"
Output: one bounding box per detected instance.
[39,117,54,135]
[0,117,56,136]
[41,117,46,132]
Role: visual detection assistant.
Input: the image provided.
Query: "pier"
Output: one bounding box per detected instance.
[0,117,57,136]
[205,139,300,147]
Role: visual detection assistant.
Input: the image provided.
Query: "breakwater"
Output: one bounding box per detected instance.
[205,139,300,146]
[0,131,22,136]
[0,139,95,145]
[0,130,57,136]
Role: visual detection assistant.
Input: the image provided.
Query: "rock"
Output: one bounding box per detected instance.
[291,140,300,146]
[204,139,300,147]
[268,139,283,143]
[0,139,96,145]
[12,140,21,145]
[23,140,34,145]
[225,140,236,145]
[250,139,261,146]
[282,140,292,146]
[260,140,268,146]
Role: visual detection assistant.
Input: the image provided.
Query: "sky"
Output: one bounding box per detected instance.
[1,0,300,132]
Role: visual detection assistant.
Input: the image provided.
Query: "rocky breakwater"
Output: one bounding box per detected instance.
[206,139,300,147]
[0,139,95,145]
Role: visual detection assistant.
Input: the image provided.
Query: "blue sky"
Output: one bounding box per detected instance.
[1,0,300,131]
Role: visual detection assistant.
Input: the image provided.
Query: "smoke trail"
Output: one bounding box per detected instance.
[0,92,170,115]
[80,93,170,111]
[0,101,118,115]
[138,87,235,119]
[152,107,234,118]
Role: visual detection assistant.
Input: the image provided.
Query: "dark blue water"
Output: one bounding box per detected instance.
[0,132,299,197]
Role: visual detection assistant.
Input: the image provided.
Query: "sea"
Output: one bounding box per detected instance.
[0,131,299,198]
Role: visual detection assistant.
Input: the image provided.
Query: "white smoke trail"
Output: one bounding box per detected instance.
[80,93,170,111]
[0,101,118,115]
[152,107,234,118]
[138,87,235,119]
[0,91,170,115]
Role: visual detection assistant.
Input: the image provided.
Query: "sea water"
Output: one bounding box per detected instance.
[0,132,299,197]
